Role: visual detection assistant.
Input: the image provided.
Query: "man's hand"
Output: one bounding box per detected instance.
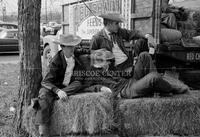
[100,86,112,93]
[57,89,68,100]
[145,34,156,54]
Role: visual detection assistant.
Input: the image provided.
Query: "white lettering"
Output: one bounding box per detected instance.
[195,53,200,60]
[187,53,194,61]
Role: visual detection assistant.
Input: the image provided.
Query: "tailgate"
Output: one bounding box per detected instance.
[157,44,200,63]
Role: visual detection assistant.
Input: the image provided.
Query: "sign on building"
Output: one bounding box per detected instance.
[64,0,131,39]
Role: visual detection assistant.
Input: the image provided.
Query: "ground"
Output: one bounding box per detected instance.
[0,63,19,137]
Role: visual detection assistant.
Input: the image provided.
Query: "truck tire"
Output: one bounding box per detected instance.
[42,45,52,69]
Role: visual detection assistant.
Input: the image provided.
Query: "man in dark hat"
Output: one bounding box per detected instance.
[34,34,85,137]
[90,13,156,77]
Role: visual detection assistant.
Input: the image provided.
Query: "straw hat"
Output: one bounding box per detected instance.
[91,49,114,68]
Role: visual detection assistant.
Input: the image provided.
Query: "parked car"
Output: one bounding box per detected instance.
[41,21,61,36]
[0,29,43,54]
[0,29,18,53]
[0,22,18,33]
[0,22,18,29]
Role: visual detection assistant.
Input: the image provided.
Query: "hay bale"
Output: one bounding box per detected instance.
[44,134,120,137]
[141,135,199,137]
[24,92,115,137]
[117,91,200,137]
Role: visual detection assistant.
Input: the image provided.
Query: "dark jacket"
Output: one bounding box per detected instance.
[41,50,85,95]
[84,67,128,97]
[90,28,144,70]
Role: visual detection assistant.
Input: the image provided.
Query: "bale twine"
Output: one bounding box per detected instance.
[24,92,115,137]
[117,91,200,137]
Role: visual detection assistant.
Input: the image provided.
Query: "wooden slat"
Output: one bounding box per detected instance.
[153,0,161,45]
[131,12,152,19]
[130,0,154,34]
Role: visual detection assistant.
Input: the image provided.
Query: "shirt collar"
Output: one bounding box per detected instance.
[64,55,74,63]
[104,28,112,36]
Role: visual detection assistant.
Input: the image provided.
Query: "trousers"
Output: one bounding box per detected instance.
[120,52,174,98]
[35,88,56,125]
[162,13,177,29]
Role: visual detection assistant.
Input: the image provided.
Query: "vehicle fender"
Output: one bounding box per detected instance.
[43,35,59,57]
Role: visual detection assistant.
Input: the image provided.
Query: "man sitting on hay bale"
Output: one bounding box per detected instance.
[33,34,85,137]
[85,49,189,99]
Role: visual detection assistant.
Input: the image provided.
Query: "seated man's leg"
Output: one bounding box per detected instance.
[35,88,56,136]
[121,72,173,98]
[133,38,149,57]
[133,52,157,80]
[162,13,177,29]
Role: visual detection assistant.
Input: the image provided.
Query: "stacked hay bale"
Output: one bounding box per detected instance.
[141,135,199,137]
[117,91,200,137]
[24,92,116,137]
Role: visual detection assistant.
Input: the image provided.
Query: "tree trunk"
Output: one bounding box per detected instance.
[15,0,42,136]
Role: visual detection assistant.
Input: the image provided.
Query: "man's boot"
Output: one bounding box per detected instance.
[39,124,50,137]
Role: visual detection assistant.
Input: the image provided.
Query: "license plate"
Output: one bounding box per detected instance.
[186,52,200,61]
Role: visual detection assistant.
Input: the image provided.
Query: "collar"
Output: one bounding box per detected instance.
[98,28,111,40]
[104,28,111,36]
[64,55,74,62]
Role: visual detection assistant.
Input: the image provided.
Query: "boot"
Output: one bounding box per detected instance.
[39,124,50,137]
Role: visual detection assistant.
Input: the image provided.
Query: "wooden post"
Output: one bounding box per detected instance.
[153,0,161,46]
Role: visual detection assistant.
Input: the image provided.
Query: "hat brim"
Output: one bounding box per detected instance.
[90,50,115,61]
[99,14,125,22]
[53,38,81,46]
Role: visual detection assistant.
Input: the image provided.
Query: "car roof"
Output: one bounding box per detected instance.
[1,29,18,32]
[0,22,18,26]
[0,22,17,25]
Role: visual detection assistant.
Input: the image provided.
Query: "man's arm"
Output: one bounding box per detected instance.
[118,28,146,41]
[90,35,100,51]
[119,28,156,50]
[41,60,60,94]
[61,81,83,95]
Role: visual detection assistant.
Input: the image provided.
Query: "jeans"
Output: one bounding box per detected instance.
[35,88,56,125]
[120,52,173,98]
[162,13,177,29]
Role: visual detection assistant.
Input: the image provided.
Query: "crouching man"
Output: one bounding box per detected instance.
[34,34,85,137]
[86,49,189,98]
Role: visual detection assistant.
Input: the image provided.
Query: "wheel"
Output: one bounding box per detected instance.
[42,45,52,68]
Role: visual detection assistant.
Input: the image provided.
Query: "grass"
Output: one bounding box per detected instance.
[0,63,19,137]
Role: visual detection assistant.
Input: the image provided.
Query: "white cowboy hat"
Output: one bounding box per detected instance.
[53,34,82,46]
[99,13,125,22]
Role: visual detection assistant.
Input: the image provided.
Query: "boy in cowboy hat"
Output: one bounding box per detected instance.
[86,49,189,98]
[90,13,156,76]
[34,34,85,137]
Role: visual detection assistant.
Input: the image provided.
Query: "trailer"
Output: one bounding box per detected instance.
[43,0,200,89]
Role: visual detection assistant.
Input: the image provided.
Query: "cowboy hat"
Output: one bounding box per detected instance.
[91,49,114,68]
[99,13,125,22]
[53,34,82,46]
